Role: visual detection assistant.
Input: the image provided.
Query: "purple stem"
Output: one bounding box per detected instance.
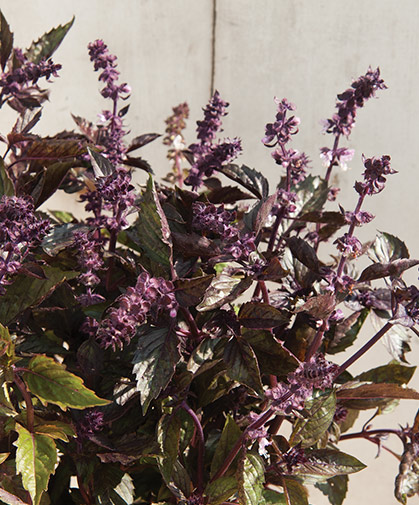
[335,321,393,377]
[335,191,366,281]
[181,401,205,493]
[180,307,201,341]
[305,319,328,360]
[13,372,34,433]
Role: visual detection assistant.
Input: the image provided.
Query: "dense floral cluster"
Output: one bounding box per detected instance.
[73,230,104,287]
[88,39,130,165]
[96,272,178,350]
[76,408,105,439]
[322,67,386,138]
[0,56,61,98]
[262,99,310,230]
[192,202,256,260]
[164,102,190,146]
[185,91,242,188]
[355,155,396,196]
[266,354,338,413]
[0,195,50,292]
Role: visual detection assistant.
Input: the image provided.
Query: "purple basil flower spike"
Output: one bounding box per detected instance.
[186,91,242,189]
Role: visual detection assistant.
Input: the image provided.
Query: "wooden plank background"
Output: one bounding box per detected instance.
[1,2,419,503]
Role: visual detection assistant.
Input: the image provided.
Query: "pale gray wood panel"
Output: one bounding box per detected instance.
[0,0,214,190]
[214,0,419,254]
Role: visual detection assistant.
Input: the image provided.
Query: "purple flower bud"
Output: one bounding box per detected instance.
[357,155,396,195]
[334,233,363,258]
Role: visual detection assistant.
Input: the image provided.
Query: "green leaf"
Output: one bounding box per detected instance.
[325,309,369,355]
[0,265,78,325]
[281,478,308,505]
[262,488,287,505]
[157,413,181,482]
[34,419,76,442]
[164,461,193,501]
[94,467,135,505]
[211,415,242,478]
[0,156,14,196]
[25,17,74,63]
[197,273,253,311]
[237,452,265,505]
[48,210,76,223]
[239,302,289,328]
[369,231,410,263]
[355,363,416,385]
[24,354,109,410]
[0,381,15,417]
[136,175,173,271]
[219,163,269,199]
[223,337,263,395]
[290,390,336,447]
[290,449,365,483]
[205,476,237,505]
[0,322,15,368]
[14,423,57,505]
[0,10,13,71]
[0,488,28,505]
[132,326,180,414]
[174,275,214,307]
[315,475,348,505]
[243,329,298,376]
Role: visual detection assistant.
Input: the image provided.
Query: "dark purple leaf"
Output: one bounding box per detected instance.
[25,17,74,63]
[172,231,220,259]
[257,256,289,281]
[136,176,173,271]
[174,275,214,307]
[126,133,161,153]
[206,185,253,204]
[223,337,263,395]
[0,10,13,71]
[369,231,410,263]
[325,309,369,355]
[239,302,289,328]
[297,210,346,225]
[132,327,180,414]
[358,259,419,282]
[118,104,130,118]
[295,293,336,320]
[218,163,269,199]
[87,146,114,178]
[244,193,277,234]
[288,236,321,273]
[123,156,154,174]
[337,383,419,401]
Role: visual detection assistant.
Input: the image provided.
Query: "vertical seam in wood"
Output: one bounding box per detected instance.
[210,0,217,97]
